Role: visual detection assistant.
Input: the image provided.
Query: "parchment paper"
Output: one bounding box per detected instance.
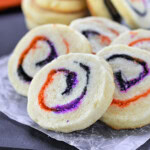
[1,55,150,150]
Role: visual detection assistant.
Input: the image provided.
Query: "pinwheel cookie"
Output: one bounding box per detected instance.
[87,0,121,21]
[111,0,150,28]
[8,24,91,96]
[98,45,150,129]
[112,29,150,52]
[70,17,129,54]
[35,0,87,13]
[22,0,88,28]
[27,53,115,133]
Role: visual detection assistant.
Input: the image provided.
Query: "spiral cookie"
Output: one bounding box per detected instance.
[8,24,91,96]
[112,29,150,52]
[27,53,115,133]
[22,0,88,28]
[35,0,87,13]
[111,0,150,28]
[70,17,129,54]
[97,45,150,129]
[87,0,121,21]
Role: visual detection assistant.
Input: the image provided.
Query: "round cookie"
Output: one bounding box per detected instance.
[70,17,129,54]
[22,0,88,26]
[35,0,87,13]
[27,53,115,133]
[97,45,150,129]
[8,24,92,96]
[87,0,121,21]
[112,29,150,52]
[111,0,150,28]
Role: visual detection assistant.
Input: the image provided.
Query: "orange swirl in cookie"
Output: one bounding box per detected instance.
[17,36,70,82]
[112,88,150,107]
[38,63,90,114]
[129,38,150,47]
[17,36,58,82]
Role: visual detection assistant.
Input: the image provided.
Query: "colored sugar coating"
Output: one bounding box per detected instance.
[127,0,147,16]
[107,54,149,92]
[38,62,90,114]
[17,36,58,82]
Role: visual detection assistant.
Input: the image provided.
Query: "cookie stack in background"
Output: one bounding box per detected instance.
[22,0,88,29]
[87,0,150,29]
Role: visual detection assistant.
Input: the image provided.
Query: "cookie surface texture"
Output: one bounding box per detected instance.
[28,53,115,133]
[97,45,150,129]
[8,24,91,96]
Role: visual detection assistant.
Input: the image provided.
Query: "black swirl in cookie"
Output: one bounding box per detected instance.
[127,0,147,16]
[104,0,121,21]
[17,36,58,82]
[38,62,90,114]
[82,30,111,53]
[107,54,149,92]
[82,30,100,39]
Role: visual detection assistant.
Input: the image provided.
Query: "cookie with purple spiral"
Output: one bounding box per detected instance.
[97,45,150,129]
[70,17,129,54]
[8,24,91,96]
[27,53,115,133]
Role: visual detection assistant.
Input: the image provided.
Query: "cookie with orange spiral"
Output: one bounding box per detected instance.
[112,29,150,52]
[97,45,150,129]
[70,17,129,54]
[27,53,115,133]
[8,24,91,96]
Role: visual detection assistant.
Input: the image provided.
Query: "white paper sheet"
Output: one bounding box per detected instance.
[1,56,150,150]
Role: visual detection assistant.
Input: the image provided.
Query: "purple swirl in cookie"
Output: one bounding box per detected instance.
[107,54,149,92]
[38,62,90,114]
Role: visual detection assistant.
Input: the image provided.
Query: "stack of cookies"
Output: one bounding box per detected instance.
[22,0,88,29]
[87,0,150,29]
[8,17,150,133]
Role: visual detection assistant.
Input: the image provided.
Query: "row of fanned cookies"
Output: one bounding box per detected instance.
[22,0,150,29]
[8,17,150,133]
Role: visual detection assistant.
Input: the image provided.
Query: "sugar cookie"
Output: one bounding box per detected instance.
[8,24,91,96]
[28,53,115,133]
[111,0,150,28]
[22,0,88,26]
[112,29,150,52]
[97,45,150,129]
[35,0,87,13]
[70,17,129,54]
